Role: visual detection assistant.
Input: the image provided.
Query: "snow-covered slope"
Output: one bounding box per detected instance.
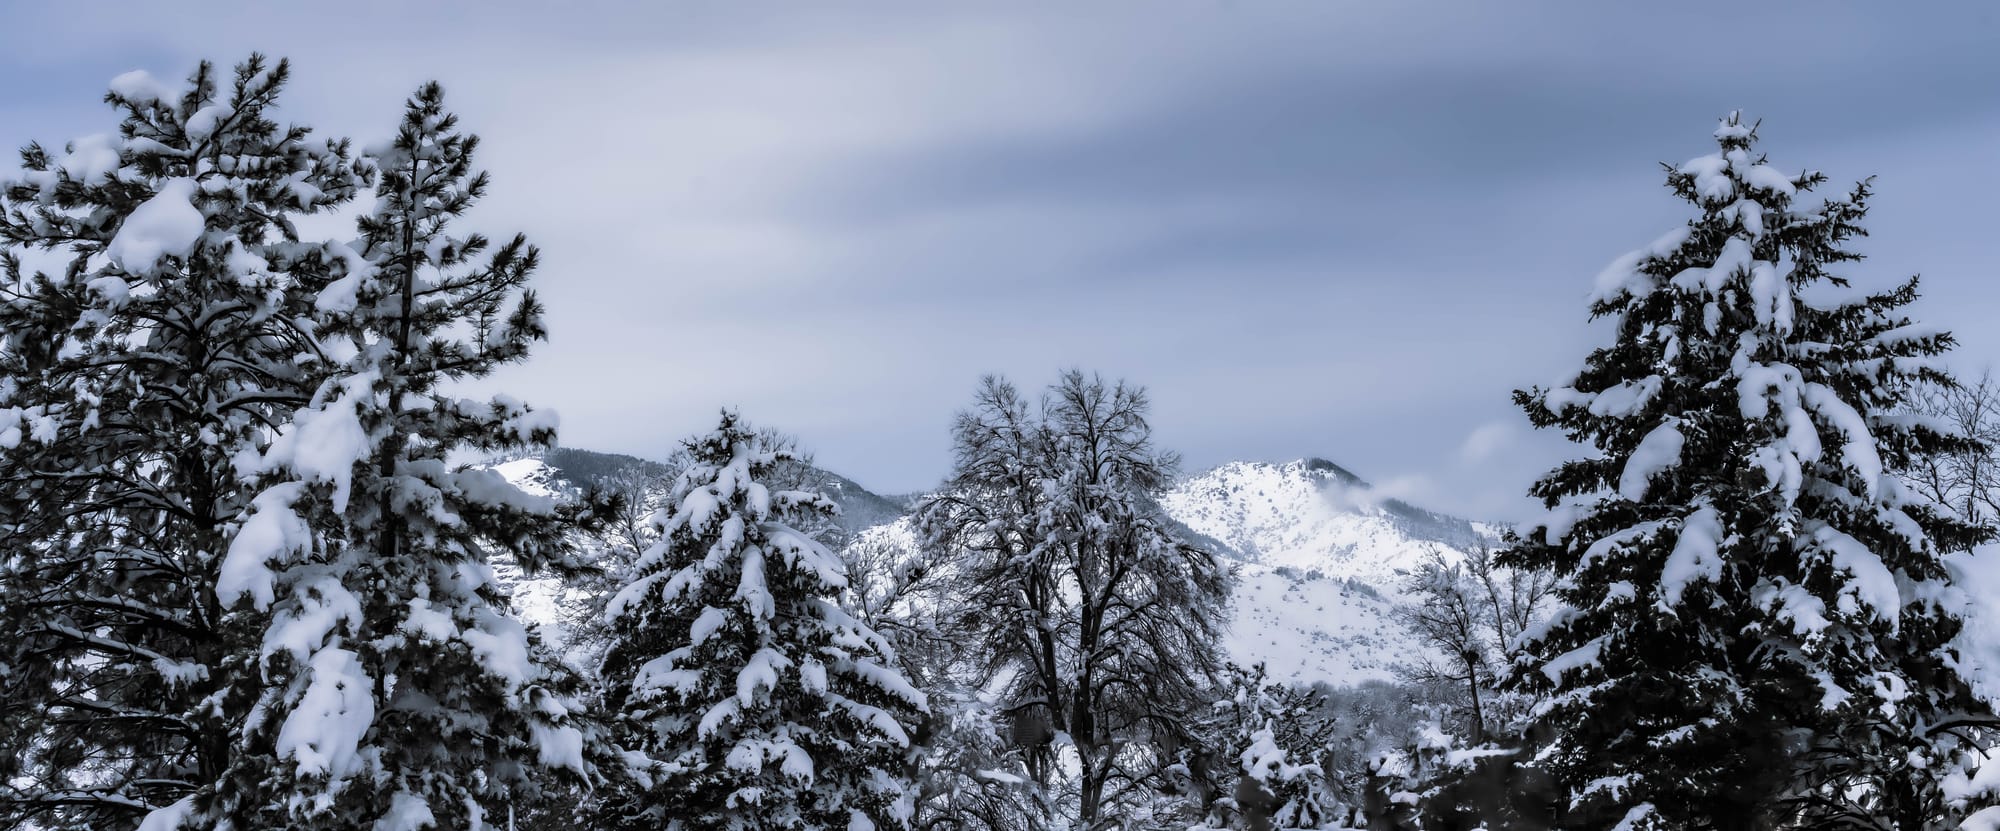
[492,457,565,499]
[482,458,577,638]
[1948,546,2000,704]
[1159,459,1492,686]
[1162,459,1493,590]
[1226,562,1425,687]
[537,446,906,538]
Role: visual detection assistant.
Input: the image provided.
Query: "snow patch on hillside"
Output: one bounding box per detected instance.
[484,458,572,634]
[1226,563,1424,687]
[493,457,563,499]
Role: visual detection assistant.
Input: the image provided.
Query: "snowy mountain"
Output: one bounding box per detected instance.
[489,449,1484,688]
[483,458,576,632]
[1161,459,1496,687]
[1163,458,1493,588]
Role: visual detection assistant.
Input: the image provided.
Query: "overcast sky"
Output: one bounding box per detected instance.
[4,2,1996,519]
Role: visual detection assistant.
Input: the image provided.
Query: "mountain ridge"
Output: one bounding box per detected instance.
[491,447,1483,687]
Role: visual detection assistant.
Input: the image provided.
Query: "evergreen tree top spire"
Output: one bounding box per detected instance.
[609,409,849,626]
[684,411,833,528]
[1713,109,1756,150]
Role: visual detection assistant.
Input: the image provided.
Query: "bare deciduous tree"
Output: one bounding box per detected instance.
[1399,545,1555,745]
[918,371,1229,831]
[1906,369,2000,527]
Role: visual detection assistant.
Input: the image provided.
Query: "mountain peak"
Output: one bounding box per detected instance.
[1297,457,1368,488]
[1161,457,1491,586]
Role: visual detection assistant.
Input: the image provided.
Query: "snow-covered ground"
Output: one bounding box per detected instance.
[492,457,564,499]
[487,458,578,638]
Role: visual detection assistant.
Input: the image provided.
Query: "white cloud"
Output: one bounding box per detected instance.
[1459,420,1517,464]
[1372,473,1442,508]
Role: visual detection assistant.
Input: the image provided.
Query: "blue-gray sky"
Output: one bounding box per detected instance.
[5,2,1997,519]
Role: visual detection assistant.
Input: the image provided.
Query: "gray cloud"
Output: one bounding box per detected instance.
[3,1,1996,519]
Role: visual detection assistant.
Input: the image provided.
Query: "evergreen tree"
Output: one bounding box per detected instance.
[918,371,1229,830]
[0,56,364,830]
[598,411,927,830]
[1191,664,1338,831]
[204,83,598,828]
[1500,113,1996,829]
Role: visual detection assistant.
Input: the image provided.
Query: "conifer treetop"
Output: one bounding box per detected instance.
[607,410,853,626]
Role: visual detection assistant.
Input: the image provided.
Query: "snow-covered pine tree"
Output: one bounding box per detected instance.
[203,82,599,829]
[917,371,1229,830]
[1191,664,1337,831]
[598,412,927,831]
[0,56,365,830]
[1501,113,1996,829]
